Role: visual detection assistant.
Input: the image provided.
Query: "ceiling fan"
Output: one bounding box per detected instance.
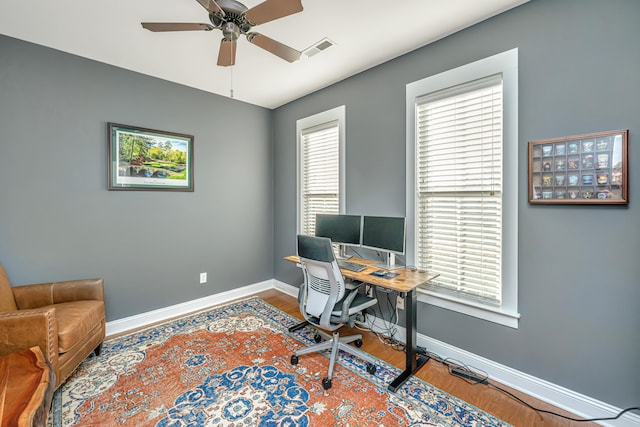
[142,0,303,67]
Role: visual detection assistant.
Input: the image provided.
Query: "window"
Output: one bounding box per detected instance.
[406,49,519,328]
[297,106,346,236]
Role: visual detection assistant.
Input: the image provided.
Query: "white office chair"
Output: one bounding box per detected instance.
[290,234,378,390]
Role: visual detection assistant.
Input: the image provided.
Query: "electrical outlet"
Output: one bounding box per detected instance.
[396,294,405,310]
[366,285,374,297]
[199,272,207,284]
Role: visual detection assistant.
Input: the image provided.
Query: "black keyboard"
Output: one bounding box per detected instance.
[337,260,367,272]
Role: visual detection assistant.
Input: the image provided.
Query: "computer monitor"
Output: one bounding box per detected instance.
[361,215,406,270]
[314,214,362,259]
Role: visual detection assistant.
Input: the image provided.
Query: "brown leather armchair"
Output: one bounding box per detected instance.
[0,264,105,389]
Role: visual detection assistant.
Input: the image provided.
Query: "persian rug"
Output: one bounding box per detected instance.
[49,297,511,426]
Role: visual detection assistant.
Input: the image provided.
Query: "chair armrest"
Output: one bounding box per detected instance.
[0,307,59,367]
[338,289,360,324]
[344,279,362,291]
[13,278,104,309]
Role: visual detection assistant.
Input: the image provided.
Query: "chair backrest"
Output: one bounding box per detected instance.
[297,235,346,330]
[0,264,18,311]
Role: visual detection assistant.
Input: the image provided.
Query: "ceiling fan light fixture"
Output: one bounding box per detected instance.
[222,22,241,40]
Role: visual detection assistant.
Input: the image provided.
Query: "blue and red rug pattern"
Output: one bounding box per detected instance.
[50,297,511,426]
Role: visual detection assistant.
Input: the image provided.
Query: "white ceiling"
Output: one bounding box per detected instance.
[0,0,528,109]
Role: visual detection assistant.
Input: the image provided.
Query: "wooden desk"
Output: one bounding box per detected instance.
[0,347,55,427]
[285,255,438,392]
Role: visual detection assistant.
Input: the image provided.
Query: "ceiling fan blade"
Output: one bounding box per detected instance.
[245,0,303,26]
[142,22,214,32]
[195,0,226,16]
[217,39,237,67]
[247,33,301,62]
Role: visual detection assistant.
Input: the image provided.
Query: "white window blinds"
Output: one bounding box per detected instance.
[416,74,503,305]
[300,121,340,236]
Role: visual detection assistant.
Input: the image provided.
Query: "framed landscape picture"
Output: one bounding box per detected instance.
[528,129,628,204]
[108,123,194,191]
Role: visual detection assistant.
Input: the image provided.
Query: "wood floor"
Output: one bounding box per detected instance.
[254,289,599,427]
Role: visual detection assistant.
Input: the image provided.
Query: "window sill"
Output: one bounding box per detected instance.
[417,288,520,329]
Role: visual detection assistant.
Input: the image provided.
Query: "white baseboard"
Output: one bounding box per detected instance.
[273,280,299,298]
[107,280,638,427]
[417,334,638,427]
[105,279,274,336]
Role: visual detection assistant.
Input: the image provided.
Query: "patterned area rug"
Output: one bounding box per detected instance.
[50,297,511,426]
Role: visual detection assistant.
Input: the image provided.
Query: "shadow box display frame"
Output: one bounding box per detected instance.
[108,123,194,192]
[528,129,628,205]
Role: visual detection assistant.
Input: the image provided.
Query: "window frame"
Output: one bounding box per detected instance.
[406,49,520,328]
[296,105,346,235]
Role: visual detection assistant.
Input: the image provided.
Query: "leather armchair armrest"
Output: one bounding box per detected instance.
[13,278,104,309]
[0,307,59,367]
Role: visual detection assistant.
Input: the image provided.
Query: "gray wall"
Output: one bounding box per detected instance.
[273,0,639,409]
[0,35,274,321]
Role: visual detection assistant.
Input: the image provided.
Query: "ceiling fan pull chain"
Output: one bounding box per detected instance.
[230,54,234,98]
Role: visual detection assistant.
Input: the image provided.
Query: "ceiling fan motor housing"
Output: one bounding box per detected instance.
[210,0,252,36]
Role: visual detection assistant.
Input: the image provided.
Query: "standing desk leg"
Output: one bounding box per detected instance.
[387,289,430,392]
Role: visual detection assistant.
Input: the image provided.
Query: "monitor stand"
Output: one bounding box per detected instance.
[334,245,352,260]
[372,252,404,270]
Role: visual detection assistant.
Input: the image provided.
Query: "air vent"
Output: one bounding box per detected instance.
[303,38,335,58]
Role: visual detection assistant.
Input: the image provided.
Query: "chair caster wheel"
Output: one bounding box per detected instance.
[291,355,298,365]
[322,377,332,390]
[366,363,377,375]
[314,334,322,343]
[355,339,363,347]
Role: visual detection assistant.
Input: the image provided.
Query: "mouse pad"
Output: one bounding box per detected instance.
[369,271,399,279]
